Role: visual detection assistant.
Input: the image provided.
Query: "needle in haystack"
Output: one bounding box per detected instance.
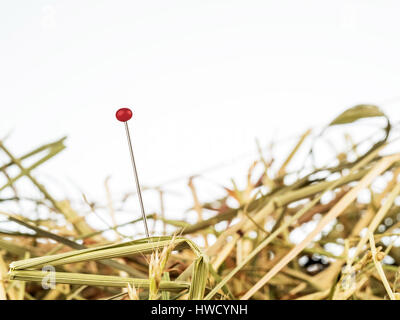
[116,107,150,238]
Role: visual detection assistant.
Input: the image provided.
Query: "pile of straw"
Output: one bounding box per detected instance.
[1,105,400,300]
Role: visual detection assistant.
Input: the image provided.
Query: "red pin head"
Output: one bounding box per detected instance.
[116,108,133,122]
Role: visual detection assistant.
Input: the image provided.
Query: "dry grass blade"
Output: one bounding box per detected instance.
[0,253,7,300]
[368,232,396,300]
[188,255,209,300]
[9,270,189,291]
[10,237,186,271]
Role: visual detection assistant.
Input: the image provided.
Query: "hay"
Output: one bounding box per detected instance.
[1,105,400,300]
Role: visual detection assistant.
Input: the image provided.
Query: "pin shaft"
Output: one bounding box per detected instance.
[124,122,150,238]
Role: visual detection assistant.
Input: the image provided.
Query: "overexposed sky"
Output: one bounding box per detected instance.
[1,1,400,230]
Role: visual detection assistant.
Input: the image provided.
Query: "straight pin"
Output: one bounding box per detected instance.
[116,107,150,238]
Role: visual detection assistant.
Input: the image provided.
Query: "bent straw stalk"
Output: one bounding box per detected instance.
[9,235,209,299]
[9,270,189,291]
